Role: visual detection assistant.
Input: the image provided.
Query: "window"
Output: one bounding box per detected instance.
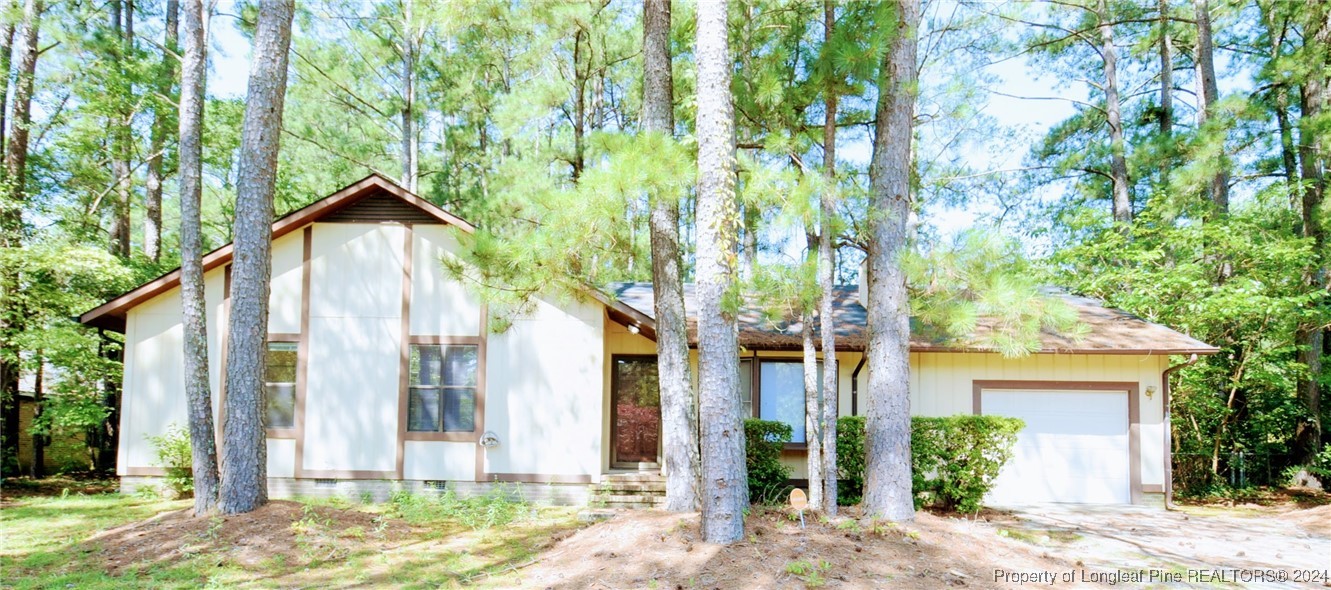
[408,345,478,432]
[265,342,298,430]
[756,360,823,444]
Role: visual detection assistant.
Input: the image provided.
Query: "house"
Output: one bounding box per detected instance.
[79,175,1218,506]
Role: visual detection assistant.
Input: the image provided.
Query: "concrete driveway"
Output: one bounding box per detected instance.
[993,504,1330,588]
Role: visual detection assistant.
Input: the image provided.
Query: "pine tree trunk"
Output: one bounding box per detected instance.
[400,1,417,193]
[1294,2,1329,466]
[1193,0,1228,214]
[1158,0,1172,137]
[0,17,16,156]
[572,27,587,182]
[108,0,134,257]
[802,304,823,511]
[695,0,746,544]
[30,351,42,478]
[179,0,219,516]
[219,0,293,515]
[643,0,700,513]
[0,0,41,476]
[819,0,839,514]
[1098,0,1131,225]
[144,0,178,263]
[863,0,919,523]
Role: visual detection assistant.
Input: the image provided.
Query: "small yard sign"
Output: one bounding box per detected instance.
[790,488,807,528]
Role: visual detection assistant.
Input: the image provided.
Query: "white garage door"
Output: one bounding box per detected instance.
[982,389,1131,505]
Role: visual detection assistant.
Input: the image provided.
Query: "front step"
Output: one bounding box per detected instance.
[588,472,667,509]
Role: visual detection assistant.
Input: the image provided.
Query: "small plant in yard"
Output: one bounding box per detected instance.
[388,484,530,529]
[146,423,194,498]
[786,559,833,587]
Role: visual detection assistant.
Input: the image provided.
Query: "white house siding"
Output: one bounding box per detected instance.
[117,272,226,474]
[485,295,604,479]
[302,224,404,474]
[267,230,304,334]
[410,226,481,336]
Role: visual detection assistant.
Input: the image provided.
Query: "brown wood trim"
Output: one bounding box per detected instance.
[972,379,1143,504]
[396,225,414,479]
[293,227,313,479]
[474,304,489,482]
[408,335,481,345]
[122,466,168,476]
[404,431,479,442]
[485,473,593,484]
[1142,484,1164,493]
[78,174,475,332]
[298,469,397,480]
[269,333,300,342]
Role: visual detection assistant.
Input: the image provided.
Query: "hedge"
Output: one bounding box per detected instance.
[835,415,1024,512]
[743,418,792,504]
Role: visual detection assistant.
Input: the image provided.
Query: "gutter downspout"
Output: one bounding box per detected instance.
[1162,353,1200,510]
[851,356,866,416]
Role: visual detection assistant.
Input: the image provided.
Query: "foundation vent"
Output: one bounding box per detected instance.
[313,478,338,488]
[423,480,448,491]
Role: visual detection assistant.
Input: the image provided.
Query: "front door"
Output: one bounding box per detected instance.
[611,356,660,468]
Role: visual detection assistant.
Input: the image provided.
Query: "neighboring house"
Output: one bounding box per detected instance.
[80,175,1218,506]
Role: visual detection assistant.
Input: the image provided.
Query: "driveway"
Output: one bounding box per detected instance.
[993,504,1331,588]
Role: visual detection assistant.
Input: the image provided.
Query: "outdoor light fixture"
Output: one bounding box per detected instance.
[627,324,640,334]
[1145,385,1157,399]
[479,431,501,448]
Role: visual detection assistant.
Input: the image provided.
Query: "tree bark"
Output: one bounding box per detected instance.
[219,0,293,515]
[108,0,134,257]
[819,0,839,516]
[572,27,587,182]
[802,301,823,510]
[1158,0,1172,137]
[643,0,699,513]
[1193,0,1229,214]
[1295,2,1329,466]
[179,0,219,516]
[400,0,417,193]
[0,17,16,157]
[144,0,178,263]
[0,0,41,475]
[863,0,919,522]
[1099,0,1132,225]
[30,351,42,478]
[695,0,745,544]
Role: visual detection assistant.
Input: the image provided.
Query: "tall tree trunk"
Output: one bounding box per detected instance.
[219,0,293,515]
[400,0,417,193]
[863,0,919,522]
[0,17,16,156]
[0,0,40,476]
[1099,0,1132,225]
[144,0,179,263]
[1276,85,1300,203]
[1193,0,1229,214]
[819,0,839,516]
[572,27,587,182]
[1295,2,1329,466]
[108,0,134,257]
[1158,0,1172,137]
[179,0,219,516]
[802,298,823,510]
[643,0,699,513]
[695,0,745,544]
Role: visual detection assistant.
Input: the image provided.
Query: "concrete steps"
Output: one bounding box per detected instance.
[589,472,666,509]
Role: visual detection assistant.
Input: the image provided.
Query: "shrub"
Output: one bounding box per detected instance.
[146,423,193,498]
[835,415,1024,513]
[744,418,792,504]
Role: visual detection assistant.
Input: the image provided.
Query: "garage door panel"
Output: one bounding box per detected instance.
[983,389,1130,505]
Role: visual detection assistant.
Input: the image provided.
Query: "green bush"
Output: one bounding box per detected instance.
[146,424,193,498]
[835,415,1024,513]
[744,418,792,504]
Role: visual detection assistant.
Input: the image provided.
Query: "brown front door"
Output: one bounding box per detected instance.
[611,356,660,468]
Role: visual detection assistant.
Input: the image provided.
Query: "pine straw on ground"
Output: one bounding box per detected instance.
[1278,504,1331,536]
[518,507,1071,589]
[81,500,406,575]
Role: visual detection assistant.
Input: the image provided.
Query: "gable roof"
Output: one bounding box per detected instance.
[606,282,1219,356]
[79,174,473,333]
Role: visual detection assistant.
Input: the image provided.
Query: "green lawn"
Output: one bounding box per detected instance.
[0,486,583,589]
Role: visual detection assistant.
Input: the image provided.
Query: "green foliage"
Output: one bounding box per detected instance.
[146,424,193,497]
[744,418,792,504]
[386,485,530,530]
[836,415,1024,513]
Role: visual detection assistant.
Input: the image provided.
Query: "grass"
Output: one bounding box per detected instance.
[1,484,583,589]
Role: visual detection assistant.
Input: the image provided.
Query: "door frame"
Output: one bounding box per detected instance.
[610,354,662,469]
[973,379,1141,504]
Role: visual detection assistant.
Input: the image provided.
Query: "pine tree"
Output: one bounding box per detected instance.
[219,0,294,515]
